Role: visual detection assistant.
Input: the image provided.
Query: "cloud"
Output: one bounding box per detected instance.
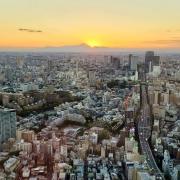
[166,29,180,33]
[18,28,42,33]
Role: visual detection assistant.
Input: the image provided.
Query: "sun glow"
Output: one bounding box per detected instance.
[86,40,101,47]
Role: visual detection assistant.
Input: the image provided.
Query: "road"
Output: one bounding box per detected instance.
[138,83,165,180]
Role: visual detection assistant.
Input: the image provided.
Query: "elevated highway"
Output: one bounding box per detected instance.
[138,82,164,180]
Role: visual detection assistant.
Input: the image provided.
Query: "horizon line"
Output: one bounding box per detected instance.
[0,44,180,50]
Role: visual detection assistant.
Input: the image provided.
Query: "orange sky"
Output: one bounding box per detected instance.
[0,0,180,48]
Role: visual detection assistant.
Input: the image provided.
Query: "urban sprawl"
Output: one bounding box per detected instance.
[0,51,179,180]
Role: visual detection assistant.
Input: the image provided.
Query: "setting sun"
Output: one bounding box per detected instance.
[0,0,180,49]
[86,40,101,47]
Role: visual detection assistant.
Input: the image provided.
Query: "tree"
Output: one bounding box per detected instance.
[107,80,119,88]
[98,129,110,143]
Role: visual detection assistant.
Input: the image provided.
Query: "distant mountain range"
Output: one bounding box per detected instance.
[0,44,134,53]
[42,43,100,52]
[0,43,112,53]
[0,44,180,54]
[40,43,124,53]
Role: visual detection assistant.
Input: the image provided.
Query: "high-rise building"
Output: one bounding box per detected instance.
[125,107,135,128]
[129,54,132,69]
[137,63,145,81]
[110,56,121,69]
[16,56,24,68]
[0,108,16,146]
[145,51,160,73]
[154,91,160,105]
[88,70,96,86]
[162,150,171,175]
[76,61,79,78]
[145,51,154,73]
[129,54,139,71]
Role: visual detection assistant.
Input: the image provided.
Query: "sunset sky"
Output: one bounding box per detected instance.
[0,0,180,48]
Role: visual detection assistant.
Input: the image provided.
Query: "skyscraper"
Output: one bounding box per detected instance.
[0,107,16,146]
[128,54,132,69]
[110,56,121,69]
[88,70,96,86]
[129,54,140,71]
[145,51,160,73]
[145,51,154,73]
[137,63,145,81]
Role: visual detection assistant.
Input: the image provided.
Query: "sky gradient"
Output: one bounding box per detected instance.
[0,0,180,48]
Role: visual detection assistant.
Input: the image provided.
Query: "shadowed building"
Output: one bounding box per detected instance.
[145,51,160,73]
[0,108,16,148]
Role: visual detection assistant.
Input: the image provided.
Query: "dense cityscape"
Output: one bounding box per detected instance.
[0,51,179,180]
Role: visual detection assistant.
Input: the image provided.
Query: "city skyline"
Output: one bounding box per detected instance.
[0,1,179,178]
[1,0,180,49]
